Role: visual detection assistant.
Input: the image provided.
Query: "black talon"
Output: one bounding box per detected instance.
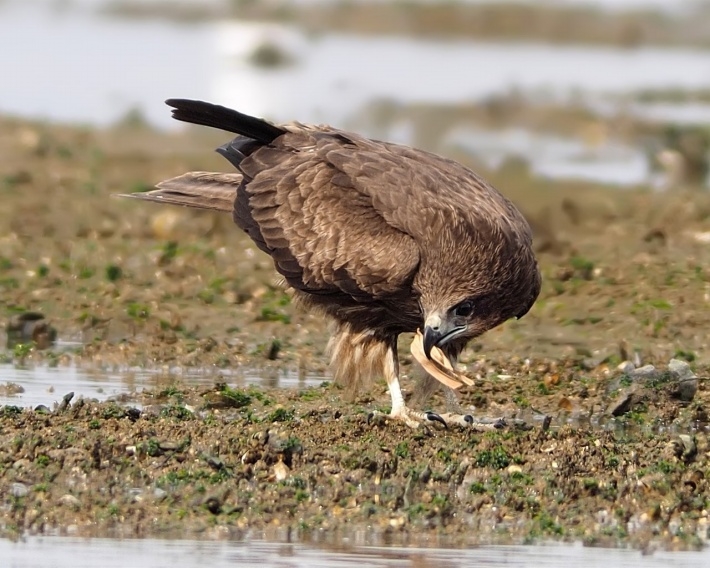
[425,411,448,428]
[367,412,376,424]
[463,414,474,425]
[493,418,507,429]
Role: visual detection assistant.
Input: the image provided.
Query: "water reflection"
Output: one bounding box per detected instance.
[1,536,708,568]
[3,2,710,129]
[0,362,325,408]
[2,1,710,189]
[0,2,213,127]
[444,126,650,186]
[212,22,710,127]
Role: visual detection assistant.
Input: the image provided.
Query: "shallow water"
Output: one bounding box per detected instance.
[0,361,325,408]
[1,536,709,568]
[4,2,710,127]
[444,126,650,186]
[3,1,710,186]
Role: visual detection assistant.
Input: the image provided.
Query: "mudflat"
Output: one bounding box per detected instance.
[1,114,709,550]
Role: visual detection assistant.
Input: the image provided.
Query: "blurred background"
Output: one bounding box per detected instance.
[4,0,710,189]
[4,0,710,401]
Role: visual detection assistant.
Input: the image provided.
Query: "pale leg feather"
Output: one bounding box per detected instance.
[382,346,432,429]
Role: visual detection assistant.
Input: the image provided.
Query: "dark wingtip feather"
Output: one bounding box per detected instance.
[165,98,285,144]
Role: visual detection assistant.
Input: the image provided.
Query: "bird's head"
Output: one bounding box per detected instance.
[416,225,541,361]
[420,295,501,360]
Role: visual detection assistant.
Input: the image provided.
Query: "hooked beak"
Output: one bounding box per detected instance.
[422,326,441,360]
[423,312,466,360]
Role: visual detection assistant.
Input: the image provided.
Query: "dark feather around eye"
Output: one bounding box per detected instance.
[454,301,474,317]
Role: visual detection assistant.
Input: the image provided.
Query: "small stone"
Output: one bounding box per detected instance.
[617,361,635,374]
[273,460,290,481]
[59,494,81,508]
[507,464,523,474]
[126,408,141,422]
[205,455,225,470]
[58,392,74,411]
[676,435,697,462]
[11,483,29,498]
[153,488,167,500]
[204,496,222,515]
[668,358,698,402]
[13,458,31,470]
[669,358,692,378]
[419,464,432,484]
[241,450,259,465]
[631,365,659,380]
[606,390,636,417]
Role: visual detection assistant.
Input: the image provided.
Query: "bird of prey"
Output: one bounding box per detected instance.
[123,99,541,429]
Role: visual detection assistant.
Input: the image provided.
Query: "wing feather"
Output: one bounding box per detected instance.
[236,139,421,301]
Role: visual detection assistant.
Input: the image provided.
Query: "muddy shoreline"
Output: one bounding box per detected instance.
[1,113,710,550]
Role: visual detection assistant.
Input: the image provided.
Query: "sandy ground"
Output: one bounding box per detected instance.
[1,112,710,550]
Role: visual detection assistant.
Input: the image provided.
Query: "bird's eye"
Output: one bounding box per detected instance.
[454,301,474,318]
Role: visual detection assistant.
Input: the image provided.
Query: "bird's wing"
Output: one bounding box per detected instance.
[233,128,424,301]
[324,135,531,245]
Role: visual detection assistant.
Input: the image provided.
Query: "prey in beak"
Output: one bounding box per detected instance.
[422,312,468,359]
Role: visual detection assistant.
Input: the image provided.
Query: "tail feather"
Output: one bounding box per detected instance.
[166,99,285,144]
[118,171,240,213]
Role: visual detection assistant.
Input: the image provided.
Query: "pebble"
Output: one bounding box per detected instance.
[606,390,635,417]
[273,460,290,481]
[59,494,81,508]
[10,482,29,498]
[676,435,697,461]
[668,358,698,402]
[13,458,31,470]
[617,361,635,374]
[630,365,659,380]
[610,358,698,406]
[204,496,222,515]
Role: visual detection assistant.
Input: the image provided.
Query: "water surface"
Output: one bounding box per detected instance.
[2,537,709,568]
[0,361,324,408]
[4,2,710,127]
[3,1,710,187]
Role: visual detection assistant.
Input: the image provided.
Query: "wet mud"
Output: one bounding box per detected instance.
[1,114,710,550]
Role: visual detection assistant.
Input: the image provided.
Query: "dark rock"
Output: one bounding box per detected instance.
[668,358,698,402]
[204,496,222,515]
[6,312,57,350]
[606,389,636,417]
[630,365,659,381]
[58,392,74,411]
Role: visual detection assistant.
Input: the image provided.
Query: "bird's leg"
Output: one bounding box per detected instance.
[410,355,505,430]
[436,354,506,430]
[376,345,446,429]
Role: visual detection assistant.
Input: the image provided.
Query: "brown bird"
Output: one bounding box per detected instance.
[123,99,541,428]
